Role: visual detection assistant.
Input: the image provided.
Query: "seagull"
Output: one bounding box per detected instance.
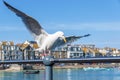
[3,1,90,52]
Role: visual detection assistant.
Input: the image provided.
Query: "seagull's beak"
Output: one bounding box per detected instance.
[62,36,67,43]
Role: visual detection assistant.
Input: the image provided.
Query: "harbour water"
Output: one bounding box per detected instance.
[0,68,120,80]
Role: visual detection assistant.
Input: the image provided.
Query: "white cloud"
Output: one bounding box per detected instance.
[1,22,120,32]
[44,22,120,31]
[0,26,25,31]
[82,22,120,31]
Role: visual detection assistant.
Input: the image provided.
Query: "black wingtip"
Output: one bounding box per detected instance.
[3,0,8,6]
[3,0,11,8]
[3,0,15,10]
[84,34,91,37]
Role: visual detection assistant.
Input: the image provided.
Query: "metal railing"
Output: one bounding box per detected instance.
[1,56,120,80]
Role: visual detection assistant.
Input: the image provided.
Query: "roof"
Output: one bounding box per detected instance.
[20,44,30,50]
[20,41,39,50]
[1,41,7,45]
[32,43,39,49]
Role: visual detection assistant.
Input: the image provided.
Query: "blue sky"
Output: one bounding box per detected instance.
[1,0,120,48]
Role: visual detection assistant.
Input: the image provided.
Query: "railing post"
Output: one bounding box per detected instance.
[43,56,54,80]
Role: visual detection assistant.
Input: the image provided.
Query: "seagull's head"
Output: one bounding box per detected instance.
[56,31,67,43]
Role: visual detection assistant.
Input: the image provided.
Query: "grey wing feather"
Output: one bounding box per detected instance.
[3,1,45,36]
[52,34,90,49]
[66,34,90,43]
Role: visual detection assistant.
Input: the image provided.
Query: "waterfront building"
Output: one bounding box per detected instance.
[52,50,67,59]
[0,41,22,61]
[102,47,120,57]
[55,45,83,58]
[20,40,40,60]
[98,48,108,56]
[111,48,119,56]
[56,44,96,58]
[1,40,120,60]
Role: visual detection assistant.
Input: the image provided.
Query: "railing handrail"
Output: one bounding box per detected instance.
[1,56,120,64]
[54,57,120,63]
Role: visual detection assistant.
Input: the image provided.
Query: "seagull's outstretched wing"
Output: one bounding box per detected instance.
[65,34,90,43]
[51,34,90,49]
[3,1,48,38]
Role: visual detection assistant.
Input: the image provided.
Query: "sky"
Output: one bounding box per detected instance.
[0,0,120,48]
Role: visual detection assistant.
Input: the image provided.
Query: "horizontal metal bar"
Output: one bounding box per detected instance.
[0,60,43,64]
[0,57,120,64]
[54,57,120,63]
